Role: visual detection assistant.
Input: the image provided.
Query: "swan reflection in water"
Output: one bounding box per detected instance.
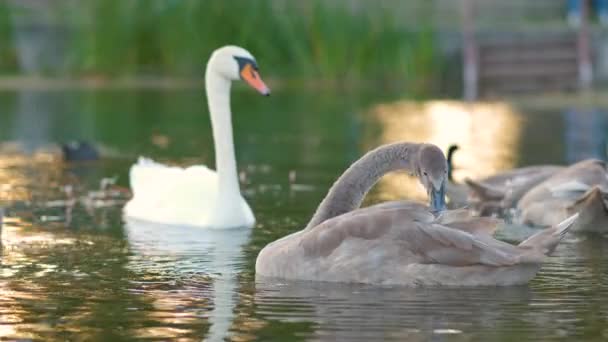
[253,279,556,341]
[124,219,252,341]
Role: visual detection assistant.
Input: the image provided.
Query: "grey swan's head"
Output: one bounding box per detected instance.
[416,144,449,212]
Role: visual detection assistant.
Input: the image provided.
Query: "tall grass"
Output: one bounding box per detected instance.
[0,1,16,73]
[5,0,440,91]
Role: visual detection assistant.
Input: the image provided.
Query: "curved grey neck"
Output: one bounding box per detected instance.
[205,68,239,196]
[305,143,419,230]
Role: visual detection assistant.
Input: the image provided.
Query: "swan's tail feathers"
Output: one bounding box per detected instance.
[562,187,608,233]
[129,157,172,197]
[135,156,165,167]
[137,156,148,165]
[567,186,608,214]
[518,213,579,255]
[465,178,505,201]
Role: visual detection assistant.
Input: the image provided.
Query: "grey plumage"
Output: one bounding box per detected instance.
[256,142,578,286]
[517,159,608,232]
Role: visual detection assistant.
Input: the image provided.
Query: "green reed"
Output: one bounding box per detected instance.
[0,1,15,73]
[4,0,440,92]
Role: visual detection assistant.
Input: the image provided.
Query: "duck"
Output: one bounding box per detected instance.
[123,46,270,228]
[255,142,578,286]
[517,159,608,233]
[61,141,100,162]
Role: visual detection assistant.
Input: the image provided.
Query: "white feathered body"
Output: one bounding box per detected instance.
[123,158,254,228]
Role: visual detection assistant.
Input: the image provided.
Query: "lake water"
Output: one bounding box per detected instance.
[0,88,608,341]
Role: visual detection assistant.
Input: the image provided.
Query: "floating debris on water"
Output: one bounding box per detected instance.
[290,184,315,192]
[433,329,463,335]
[288,170,297,183]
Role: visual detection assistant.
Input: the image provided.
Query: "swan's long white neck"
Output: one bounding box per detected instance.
[305,143,419,230]
[206,66,240,197]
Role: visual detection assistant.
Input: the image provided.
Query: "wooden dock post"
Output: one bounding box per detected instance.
[578,0,593,89]
[461,0,478,101]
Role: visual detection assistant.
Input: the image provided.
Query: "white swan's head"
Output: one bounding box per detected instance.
[207,45,270,95]
[416,145,448,212]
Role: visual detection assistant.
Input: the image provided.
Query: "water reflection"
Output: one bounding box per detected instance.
[8,90,96,153]
[2,89,608,340]
[253,280,536,341]
[562,108,608,163]
[365,100,522,202]
[0,190,253,340]
[124,219,252,341]
[0,148,63,205]
[0,216,139,340]
[11,91,53,152]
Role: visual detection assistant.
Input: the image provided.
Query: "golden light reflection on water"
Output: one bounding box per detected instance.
[129,284,212,339]
[0,145,63,202]
[0,177,118,340]
[0,218,52,340]
[0,148,212,340]
[365,100,522,202]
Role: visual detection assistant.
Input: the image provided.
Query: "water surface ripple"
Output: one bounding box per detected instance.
[0,90,607,340]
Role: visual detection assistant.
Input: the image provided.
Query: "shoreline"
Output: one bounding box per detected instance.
[2,76,608,108]
[0,76,204,91]
[0,75,405,92]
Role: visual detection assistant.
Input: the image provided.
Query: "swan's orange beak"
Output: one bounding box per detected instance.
[240,64,270,96]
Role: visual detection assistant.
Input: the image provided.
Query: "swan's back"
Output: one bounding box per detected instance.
[519,159,608,207]
[124,158,220,226]
[516,160,608,230]
[256,205,553,286]
[483,165,563,188]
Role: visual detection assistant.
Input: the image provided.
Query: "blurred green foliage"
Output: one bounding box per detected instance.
[0,2,16,73]
[3,1,440,92]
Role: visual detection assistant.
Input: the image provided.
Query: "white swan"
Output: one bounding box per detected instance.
[256,142,579,286]
[123,46,270,228]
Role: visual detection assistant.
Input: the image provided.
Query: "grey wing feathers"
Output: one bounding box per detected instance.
[303,205,534,268]
[401,222,520,267]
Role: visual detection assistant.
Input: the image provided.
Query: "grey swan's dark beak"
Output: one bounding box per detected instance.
[430,182,447,213]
